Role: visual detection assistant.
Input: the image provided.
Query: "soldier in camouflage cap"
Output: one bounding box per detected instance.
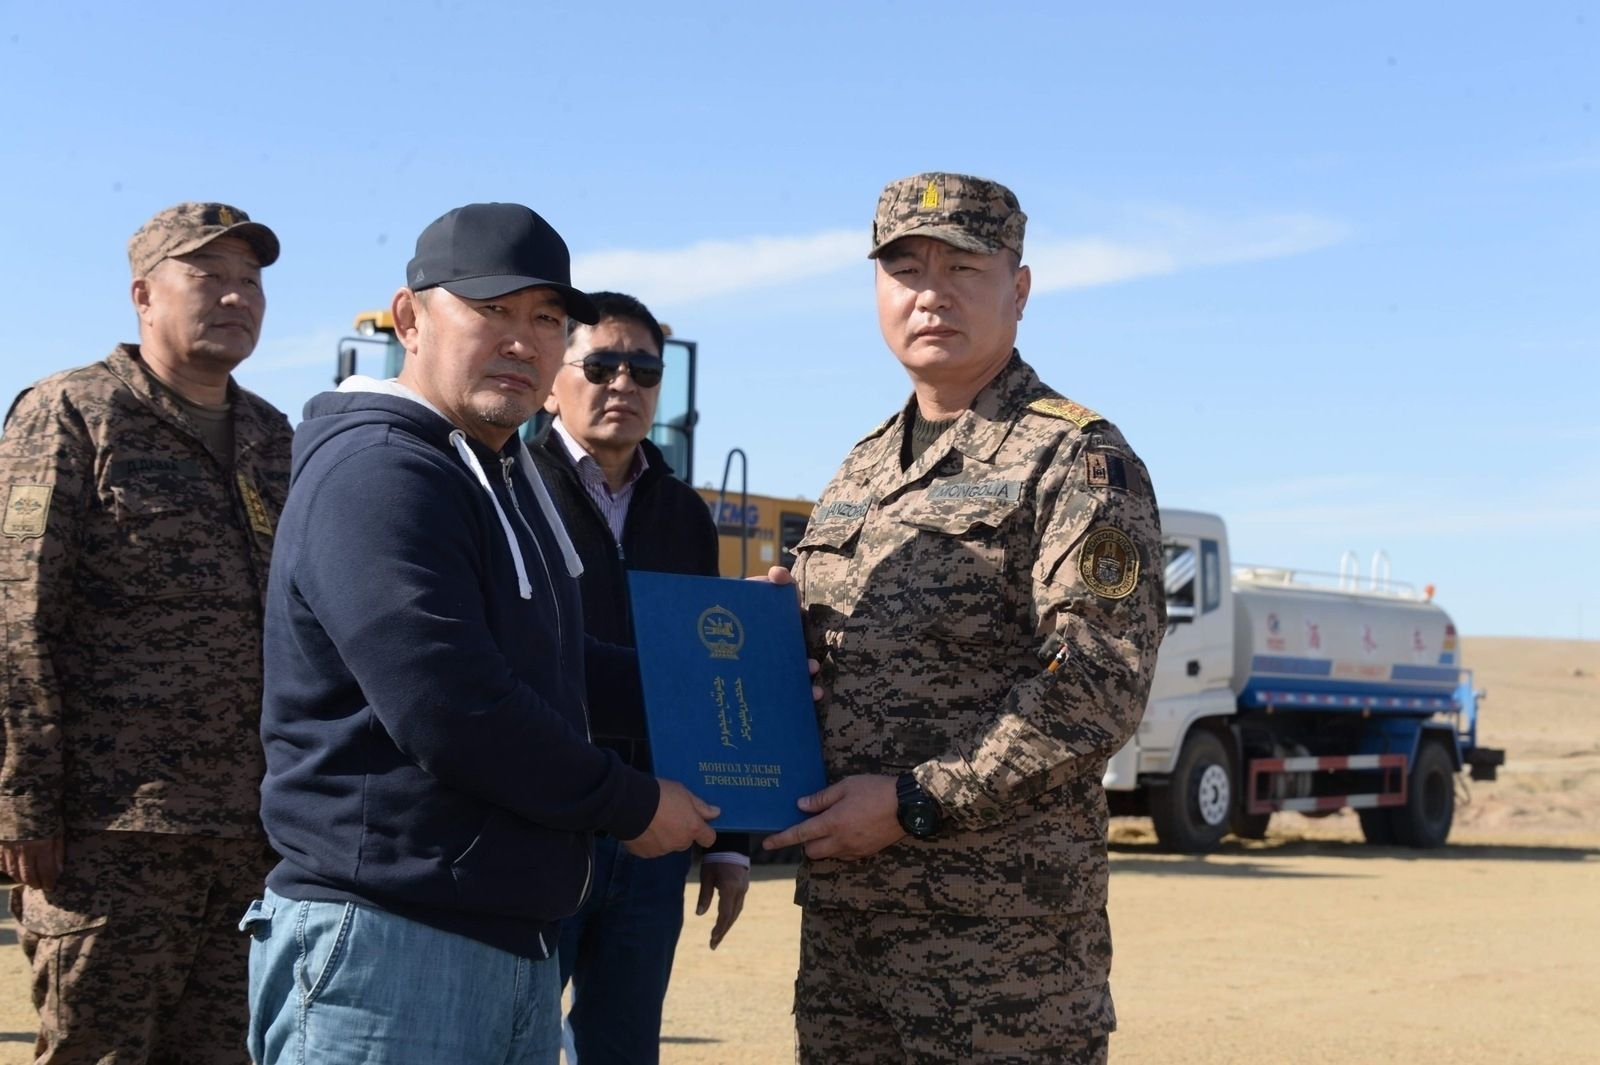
[127,201,281,279]
[867,171,1027,260]
[1,201,290,1062]
[766,172,1164,1064]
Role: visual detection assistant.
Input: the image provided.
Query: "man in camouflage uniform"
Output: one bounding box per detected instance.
[0,202,290,1064]
[764,173,1165,1064]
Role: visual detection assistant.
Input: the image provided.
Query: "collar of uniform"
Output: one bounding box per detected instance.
[947,349,1037,464]
[867,351,1036,502]
[898,349,1032,467]
[227,380,284,465]
[106,343,225,446]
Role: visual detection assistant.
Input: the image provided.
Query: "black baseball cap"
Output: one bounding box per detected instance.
[405,202,599,324]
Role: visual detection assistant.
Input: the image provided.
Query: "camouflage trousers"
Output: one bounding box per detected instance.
[9,830,275,1065]
[793,905,1115,1064]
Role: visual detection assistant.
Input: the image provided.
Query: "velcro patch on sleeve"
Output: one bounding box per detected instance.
[1078,525,1139,600]
[1085,450,1130,490]
[3,484,53,539]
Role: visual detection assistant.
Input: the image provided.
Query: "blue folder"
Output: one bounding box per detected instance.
[627,572,826,832]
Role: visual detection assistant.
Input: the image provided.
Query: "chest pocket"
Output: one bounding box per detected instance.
[895,494,1024,641]
[83,478,230,602]
[794,513,866,590]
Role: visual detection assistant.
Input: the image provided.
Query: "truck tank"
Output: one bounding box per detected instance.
[1230,576,1461,712]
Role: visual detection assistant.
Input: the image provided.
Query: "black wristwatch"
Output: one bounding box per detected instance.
[895,772,943,839]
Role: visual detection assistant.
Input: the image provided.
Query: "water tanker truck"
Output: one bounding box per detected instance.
[1110,509,1504,851]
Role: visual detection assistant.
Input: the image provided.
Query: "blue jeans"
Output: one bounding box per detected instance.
[243,888,561,1065]
[557,837,692,1065]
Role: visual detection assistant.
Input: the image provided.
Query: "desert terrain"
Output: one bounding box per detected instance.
[2,636,1596,1063]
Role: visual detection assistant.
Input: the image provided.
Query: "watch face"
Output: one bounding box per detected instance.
[905,804,937,837]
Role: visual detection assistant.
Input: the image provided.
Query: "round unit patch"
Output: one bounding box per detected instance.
[1078,526,1139,600]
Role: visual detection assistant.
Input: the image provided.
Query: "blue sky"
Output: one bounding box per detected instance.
[1,2,1595,639]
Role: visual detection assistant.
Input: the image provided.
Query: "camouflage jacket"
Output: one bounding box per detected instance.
[792,352,1164,916]
[0,345,291,840]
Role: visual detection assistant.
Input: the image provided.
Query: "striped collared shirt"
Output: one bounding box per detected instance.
[552,419,649,543]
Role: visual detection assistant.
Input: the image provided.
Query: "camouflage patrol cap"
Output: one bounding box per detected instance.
[868,172,1026,260]
[128,202,280,278]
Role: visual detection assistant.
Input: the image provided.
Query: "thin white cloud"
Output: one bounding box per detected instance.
[1028,211,1350,292]
[573,230,860,306]
[571,209,1348,306]
[1492,153,1600,180]
[250,326,366,372]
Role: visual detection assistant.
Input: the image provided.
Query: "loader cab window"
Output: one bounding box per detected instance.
[1163,541,1197,624]
[651,338,697,484]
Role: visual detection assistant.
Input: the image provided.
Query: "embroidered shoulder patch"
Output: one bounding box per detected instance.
[3,484,53,539]
[1079,525,1139,600]
[1028,397,1103,429]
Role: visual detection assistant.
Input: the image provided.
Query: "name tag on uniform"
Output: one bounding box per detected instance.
[925,479,1022,503]
[108,457,205,480]
[814,499,870,521]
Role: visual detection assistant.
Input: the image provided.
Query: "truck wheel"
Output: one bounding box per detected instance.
[1357,808,1397,845]
[1390,740,1455,848]
[1150,730,1233,853]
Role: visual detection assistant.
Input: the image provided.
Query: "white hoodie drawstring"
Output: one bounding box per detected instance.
[449,430,533,600]
[517,441,583,578]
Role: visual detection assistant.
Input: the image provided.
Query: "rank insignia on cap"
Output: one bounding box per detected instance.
[216,206,237,226]
[1079,525,1139,600]
[3,484,53,539]
[920,180,940,209]
[1028,396,1103,429]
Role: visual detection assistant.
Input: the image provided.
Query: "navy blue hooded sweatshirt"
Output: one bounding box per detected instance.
[260,380,659,958]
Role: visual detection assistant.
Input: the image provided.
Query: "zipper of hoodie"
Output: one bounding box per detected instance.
[504,456,596,915]
[501,456,564,661]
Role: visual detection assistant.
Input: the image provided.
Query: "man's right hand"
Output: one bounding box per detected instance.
[0,837,65,889]
[623,781,719,859]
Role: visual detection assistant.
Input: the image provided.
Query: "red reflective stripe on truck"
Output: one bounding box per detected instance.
[1246,754,1409,815]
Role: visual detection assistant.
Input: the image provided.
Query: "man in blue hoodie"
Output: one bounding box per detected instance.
[247,203,720,1065]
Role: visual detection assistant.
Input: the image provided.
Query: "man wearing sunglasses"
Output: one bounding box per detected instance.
[532,292,750,1065]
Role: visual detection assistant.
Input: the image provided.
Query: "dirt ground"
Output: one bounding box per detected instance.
[2,636,1596,1063]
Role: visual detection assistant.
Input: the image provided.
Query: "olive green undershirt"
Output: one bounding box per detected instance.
[901,406,958,470]
[152,376,235,471]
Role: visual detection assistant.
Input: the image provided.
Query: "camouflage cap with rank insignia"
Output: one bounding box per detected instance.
[127,201,281,278]
[867,172,1027,260]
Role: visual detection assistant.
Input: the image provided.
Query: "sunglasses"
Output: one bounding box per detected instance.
[565,350,665,388]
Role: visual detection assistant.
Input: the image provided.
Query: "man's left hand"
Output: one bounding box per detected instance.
[695,861,750,950]
[751,566,826,701]
[761,774,903,861]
